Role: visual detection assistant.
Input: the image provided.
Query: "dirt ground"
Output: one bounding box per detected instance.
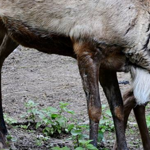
[1,46,146,150]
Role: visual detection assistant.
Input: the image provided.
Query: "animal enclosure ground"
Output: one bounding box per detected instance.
[2,46,148,150]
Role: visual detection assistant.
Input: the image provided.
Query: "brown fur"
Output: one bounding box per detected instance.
[89,106,101,123]
[73,40,128,72]
[114,106,124,121]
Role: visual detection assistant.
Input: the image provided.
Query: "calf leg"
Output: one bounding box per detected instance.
[73,40,101,147]
[99,68,128,150]
[0,34,18,148]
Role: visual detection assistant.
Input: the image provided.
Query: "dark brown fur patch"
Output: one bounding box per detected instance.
[2,16,76,58]
[99,44,127,71]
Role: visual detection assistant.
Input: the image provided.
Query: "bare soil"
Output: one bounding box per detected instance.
[1,46,146,150]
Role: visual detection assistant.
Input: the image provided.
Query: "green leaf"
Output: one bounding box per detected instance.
[67,124,74,132]
[66,109,75,114]
[74,147,85,150]
[36,122,42,129]
[43,107,58,113]
[51,114,59,119]
[57,117,66,127]
[79,140,93,145]
[71,129,82,136]
[59,102,69,108]
[105,109,112,117]
[62,147,70,150]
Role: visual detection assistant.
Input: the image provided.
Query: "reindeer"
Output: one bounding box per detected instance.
[0,0,150,150]
[2,30,150,150]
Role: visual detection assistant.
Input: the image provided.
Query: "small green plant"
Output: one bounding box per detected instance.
[69,122,100,150]
[76,140,98,150]
[4,114,17,125]
[100,105,114,132]
[59,102,74,115]
[22,100,39,123]
[22,100,75,136]
[70,123,89,147]
[6,134,17,142]
[3,100,115,150]
[20,101,113,149]
[38,106,67,135]
[37,103,74,136]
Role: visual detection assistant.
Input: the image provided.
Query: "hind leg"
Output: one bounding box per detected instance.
[122,90,150,150]
[113,89,150,150]
[133,103,150,150]
[0,34,18,148]
[113,89,135,150]
[99,68,128,150]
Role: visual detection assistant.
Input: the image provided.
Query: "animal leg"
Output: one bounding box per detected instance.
[99,68,128,150]
[133,103,150,150]
[0,34,18,148]
[123,89,136,129]
[113,89,136,150]
[114,89,150,150]
[73,40,101,147]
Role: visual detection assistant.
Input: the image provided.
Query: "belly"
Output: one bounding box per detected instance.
[2,16,76,58]
[2,16,128,71]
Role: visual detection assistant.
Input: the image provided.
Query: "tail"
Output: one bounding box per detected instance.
[131,66,150,105]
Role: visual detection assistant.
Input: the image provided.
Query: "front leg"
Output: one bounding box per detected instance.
[73,40,101,147]
[99,68,128,150]
[0,35,18,148]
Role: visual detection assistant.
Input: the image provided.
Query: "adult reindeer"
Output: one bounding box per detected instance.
[1,29,150,150]
[1,0,150,150]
